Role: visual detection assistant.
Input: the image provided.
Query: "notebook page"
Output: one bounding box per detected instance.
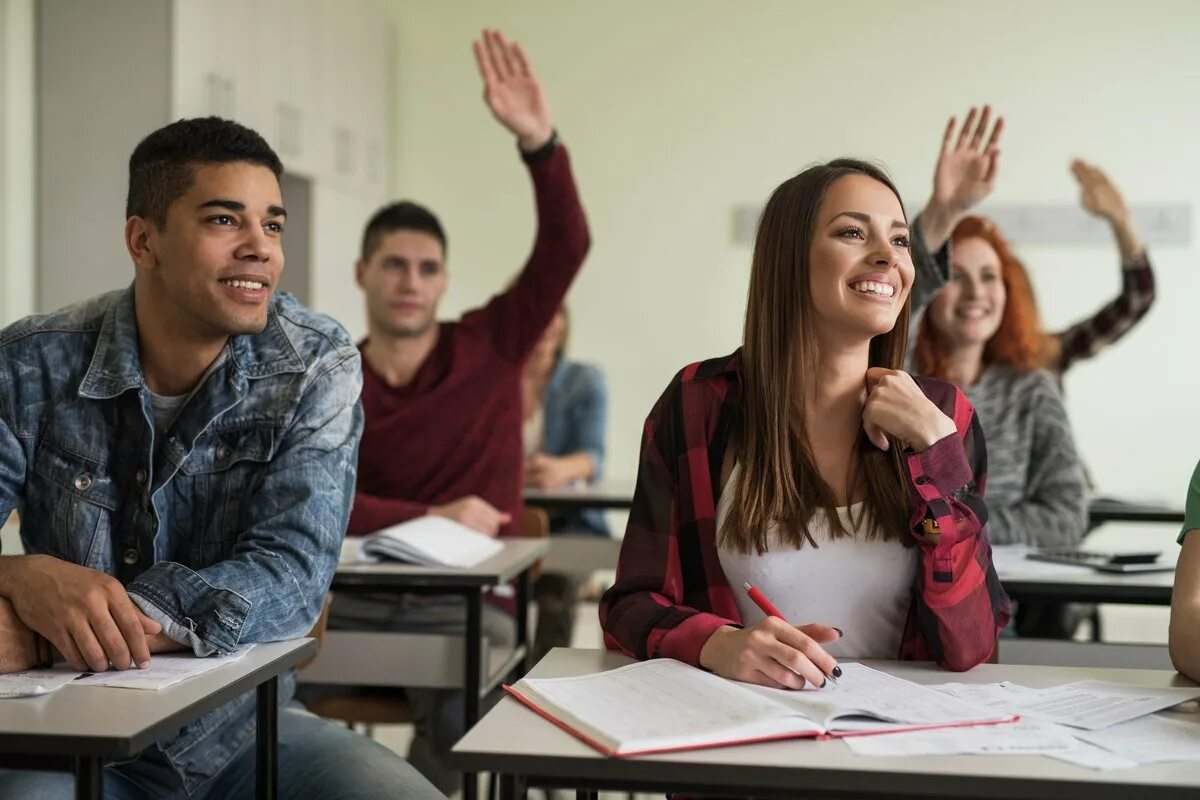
[748,663,1013,729]
[515,658,819,754]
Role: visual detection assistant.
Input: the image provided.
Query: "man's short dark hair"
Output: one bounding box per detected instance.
[126,117,283,228]
[360,201,447,262]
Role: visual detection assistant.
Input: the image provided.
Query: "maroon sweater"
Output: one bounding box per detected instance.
[348,144,590,539]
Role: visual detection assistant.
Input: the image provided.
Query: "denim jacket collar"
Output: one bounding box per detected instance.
[77,287,307,401]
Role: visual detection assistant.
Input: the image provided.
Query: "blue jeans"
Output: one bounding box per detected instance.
[0,703,442,799]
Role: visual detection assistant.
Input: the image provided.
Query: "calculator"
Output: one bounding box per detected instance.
[1026,548,1175,574]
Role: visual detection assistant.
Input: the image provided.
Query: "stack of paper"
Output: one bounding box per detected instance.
[842,679,1200,771]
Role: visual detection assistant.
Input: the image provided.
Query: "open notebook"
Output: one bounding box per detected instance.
[505,659,1017,757]
[357,516,504,568]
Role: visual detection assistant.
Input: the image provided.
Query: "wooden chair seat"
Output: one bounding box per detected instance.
[305,690,414,725]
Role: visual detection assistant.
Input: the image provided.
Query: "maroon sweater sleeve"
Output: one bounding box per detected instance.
[346,491,428,538]
[461,143,591,364]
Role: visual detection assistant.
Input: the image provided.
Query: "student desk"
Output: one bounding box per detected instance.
[525,479,636,512]
[0,638,314,800]
[992,544,1174,606]
[313,539,547,800]
[1088,498,1186,527]
[453,648,1200,800]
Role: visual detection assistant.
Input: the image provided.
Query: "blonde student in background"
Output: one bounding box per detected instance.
[600,158,1011,690]
[1170,458,1200,683]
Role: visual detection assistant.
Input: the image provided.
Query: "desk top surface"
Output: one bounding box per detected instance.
[454,648,1200,799]
[333,538,548,588]
[0,639,314,757]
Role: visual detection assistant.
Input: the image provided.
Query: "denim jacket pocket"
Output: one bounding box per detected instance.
[178,425,278,563]
[27,439,118,572]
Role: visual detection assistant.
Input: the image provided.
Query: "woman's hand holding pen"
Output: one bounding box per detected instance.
[698,618,842,690]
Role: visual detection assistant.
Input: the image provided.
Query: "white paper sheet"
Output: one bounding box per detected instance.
[0,668,83,698]
[1008,681,1200,730]
[70,645,254,691]
[1046,741,1141,771]
[842,718,1079,757]
[1074,714,1200,763]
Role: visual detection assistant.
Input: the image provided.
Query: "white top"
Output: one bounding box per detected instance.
[716,465,918,659]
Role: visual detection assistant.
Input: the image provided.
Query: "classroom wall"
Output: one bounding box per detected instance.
[372,0,1200,504]
[0,0,35,325]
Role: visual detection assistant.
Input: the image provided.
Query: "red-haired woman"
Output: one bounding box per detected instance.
[601,156,1010,689]
[913,162,1153,551]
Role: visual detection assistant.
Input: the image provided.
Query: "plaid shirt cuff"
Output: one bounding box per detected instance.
[658,612,738,667]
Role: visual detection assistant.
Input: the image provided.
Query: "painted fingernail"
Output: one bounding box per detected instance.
[834,627,844,638]
[820,678,828,689]
[832,665,843,678]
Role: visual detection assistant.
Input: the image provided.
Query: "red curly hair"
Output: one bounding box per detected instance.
[914,215,1057,380]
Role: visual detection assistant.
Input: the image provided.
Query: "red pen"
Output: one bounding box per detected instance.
[743,582,839,688]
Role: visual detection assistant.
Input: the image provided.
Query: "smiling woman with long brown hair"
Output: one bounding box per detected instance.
[600,160,1010,688]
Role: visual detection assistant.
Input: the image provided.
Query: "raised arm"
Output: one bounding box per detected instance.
[1054,160,1155,372]
[465,29,590,364]
[911,107,1005,317]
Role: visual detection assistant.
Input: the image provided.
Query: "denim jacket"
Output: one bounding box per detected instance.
[541,359,609,535]
[0,287,363,793]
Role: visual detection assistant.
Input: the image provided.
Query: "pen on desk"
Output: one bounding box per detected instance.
[742,582,841,688]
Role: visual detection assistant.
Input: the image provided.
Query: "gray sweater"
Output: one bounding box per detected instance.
[964,367,1088,546]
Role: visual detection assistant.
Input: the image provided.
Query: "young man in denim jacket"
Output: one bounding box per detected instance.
[0,118,439,799]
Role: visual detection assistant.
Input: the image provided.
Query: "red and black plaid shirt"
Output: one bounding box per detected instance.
[600,350,1011,671]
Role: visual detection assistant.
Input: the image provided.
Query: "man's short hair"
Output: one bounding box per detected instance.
[360,201,447,262]
[126,117,283,228]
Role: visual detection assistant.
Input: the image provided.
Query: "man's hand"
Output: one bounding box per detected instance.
[0,596,44,674]
[473,28,554,151]
[428,496,512,537]
[920,105,1004,251]
[0,555,162,672]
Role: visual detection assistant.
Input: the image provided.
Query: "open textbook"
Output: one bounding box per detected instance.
[355,516,504,568]
[504,659,1016,757]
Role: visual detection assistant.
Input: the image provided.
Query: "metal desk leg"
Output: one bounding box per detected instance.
[257,676,279,800]
[515,566,532,674]
[463,590,483,800]
[74,756,102,800]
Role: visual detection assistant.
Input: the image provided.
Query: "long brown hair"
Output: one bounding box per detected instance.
[720,159,912,555]
[913,215,1057,379]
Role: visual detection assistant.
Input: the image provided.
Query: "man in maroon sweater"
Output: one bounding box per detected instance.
[349,29,588,542]
[333,29,590,793]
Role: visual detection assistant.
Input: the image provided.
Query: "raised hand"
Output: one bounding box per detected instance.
[1071,160,1128,223]
[920,106,1004,251]
[933,105,1004,212]
[473,29,554,151]
[1071,159,1143,257]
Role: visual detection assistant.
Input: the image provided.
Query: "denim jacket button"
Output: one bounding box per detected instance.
[136,469,148,485]
[74,473,93,492]
[122,548,139,565]
[217,445,232,460]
